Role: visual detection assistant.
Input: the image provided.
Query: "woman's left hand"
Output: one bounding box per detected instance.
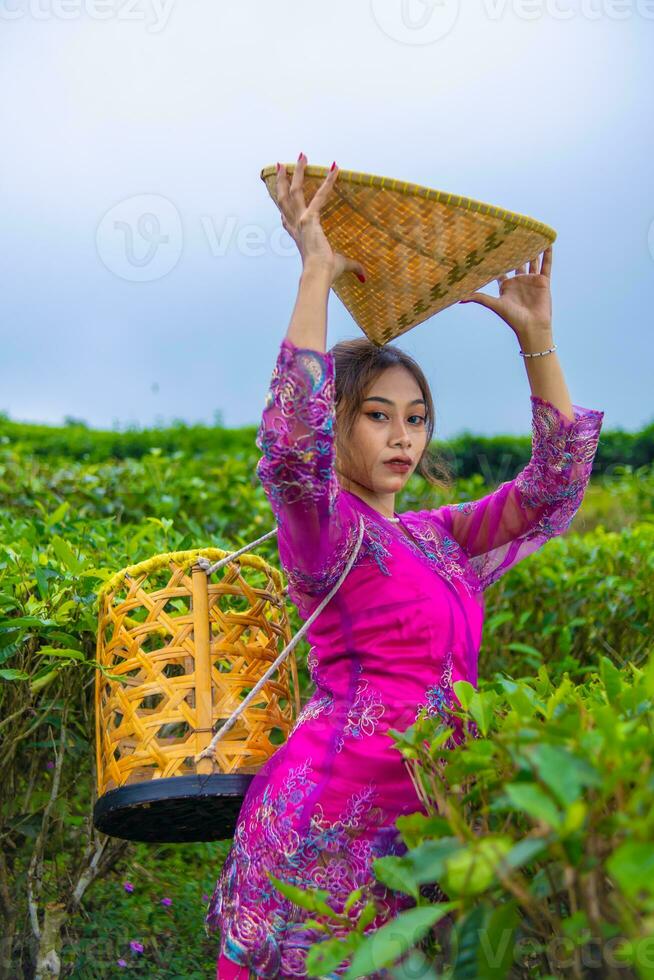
[459,245,553,339]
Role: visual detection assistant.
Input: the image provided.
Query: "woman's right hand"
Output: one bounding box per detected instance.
[276,153,366,287]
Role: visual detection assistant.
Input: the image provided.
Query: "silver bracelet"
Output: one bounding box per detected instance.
[519,343,557,358]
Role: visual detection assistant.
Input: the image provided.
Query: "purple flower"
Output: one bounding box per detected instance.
[123,881,134,893]
[129,941,144,954]
[160,897,172,907]
[45,761,55,770]
[117,959,128,968]
[202,893,210,903]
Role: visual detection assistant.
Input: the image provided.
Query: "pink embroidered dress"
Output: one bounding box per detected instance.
[207,336,604,979]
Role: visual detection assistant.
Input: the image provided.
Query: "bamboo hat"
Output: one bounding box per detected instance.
[260,163,557,347]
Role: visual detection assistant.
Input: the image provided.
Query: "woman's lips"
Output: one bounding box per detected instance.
[384,461,410,472]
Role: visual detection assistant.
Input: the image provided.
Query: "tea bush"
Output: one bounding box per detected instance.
[281,656,654,979]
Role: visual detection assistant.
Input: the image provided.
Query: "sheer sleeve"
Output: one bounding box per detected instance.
[255,336,361,615]
[431,395,605,591]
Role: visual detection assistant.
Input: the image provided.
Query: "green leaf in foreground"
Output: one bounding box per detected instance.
[37,646,85,662]
[343,903,458,979]
[479,899,519,977]
[51,535,84,573]
[305,932,360,977]
[0,668,30,681]
[266,873,340,919]
[606,841,654,902]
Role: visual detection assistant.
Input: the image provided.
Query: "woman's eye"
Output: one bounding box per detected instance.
[367,412,425,424]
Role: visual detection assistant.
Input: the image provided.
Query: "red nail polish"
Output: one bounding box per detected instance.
[357,273,366,283]
[330,161,337,171]
[276,162,281,171]
[298,151,303,161]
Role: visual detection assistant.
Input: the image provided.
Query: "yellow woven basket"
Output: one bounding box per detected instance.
[260,163,557,346]
[92,546,300,843]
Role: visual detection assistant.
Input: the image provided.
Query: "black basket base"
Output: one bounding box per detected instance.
[93,773,255,843]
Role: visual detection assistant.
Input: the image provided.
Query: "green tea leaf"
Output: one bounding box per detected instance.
[503,783,563,831]
[0,668,30,681]
[51,535,84,573]
[344,903,458,979]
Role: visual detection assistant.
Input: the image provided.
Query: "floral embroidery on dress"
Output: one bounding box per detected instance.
[336,677,386,754]
[306,645,322,687]
[358,513,395,578]
[206,756,414,979]
[415,651,466,753]
[290,691,335,736]
[282,515,361,602]
[257,346,335,505]
[290,669,386,754]
[415,651,480,747]
[513,395,604,540]
[397,516,478,596]
[283,512,397,617]
[416,650,456,725]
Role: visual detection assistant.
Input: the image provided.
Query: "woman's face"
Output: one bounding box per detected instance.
[337,364,429,495]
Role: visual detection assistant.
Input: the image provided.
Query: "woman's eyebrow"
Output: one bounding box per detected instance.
[363,396,426,406]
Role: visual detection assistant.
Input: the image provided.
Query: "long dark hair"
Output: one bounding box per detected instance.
[329,336,454,492]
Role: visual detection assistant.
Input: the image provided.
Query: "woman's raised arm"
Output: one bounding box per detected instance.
[433,246,604,589]
[255,154,367,616]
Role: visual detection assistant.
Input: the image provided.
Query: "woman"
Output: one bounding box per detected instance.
[206,154,605,978]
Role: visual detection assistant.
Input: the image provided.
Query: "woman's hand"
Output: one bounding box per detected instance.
[459,246,554,340]
[276,153,366,287]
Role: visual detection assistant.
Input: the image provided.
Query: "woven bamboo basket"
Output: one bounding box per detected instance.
[261,163,557,346]
[92,545,300,843]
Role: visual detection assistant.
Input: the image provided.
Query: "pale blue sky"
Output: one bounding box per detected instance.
[1,0,652,439]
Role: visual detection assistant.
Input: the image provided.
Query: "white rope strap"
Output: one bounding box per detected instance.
[194,513,366,764]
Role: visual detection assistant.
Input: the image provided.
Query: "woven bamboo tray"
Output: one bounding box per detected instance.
[93,547,300,842]
[261,163,557,346]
